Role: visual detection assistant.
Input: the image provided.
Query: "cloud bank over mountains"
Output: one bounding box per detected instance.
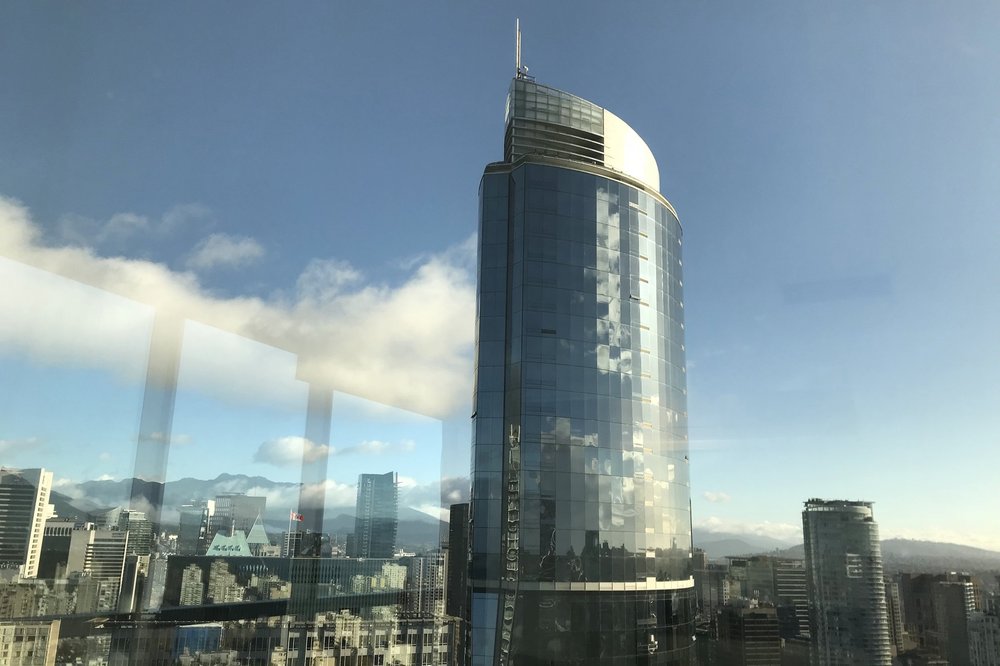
[0,196,476,418]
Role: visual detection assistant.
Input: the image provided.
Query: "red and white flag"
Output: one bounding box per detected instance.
[290,510,304,522]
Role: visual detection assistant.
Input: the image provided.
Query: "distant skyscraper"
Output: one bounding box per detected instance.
[0,467,53,578]
[802,499,892,665]
[210,493,266,538]
[117,509,153,556]
[178,500,214,555]
[469,69,695,664]
[899,571,976,665]
[352,472,398,559]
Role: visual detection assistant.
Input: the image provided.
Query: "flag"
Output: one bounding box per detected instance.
[290,511,304,522]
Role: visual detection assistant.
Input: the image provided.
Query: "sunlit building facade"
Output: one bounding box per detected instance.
[0,468,53,579]
[469,76,695,665]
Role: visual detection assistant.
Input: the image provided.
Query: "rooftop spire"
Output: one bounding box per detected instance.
[515,18,530,80]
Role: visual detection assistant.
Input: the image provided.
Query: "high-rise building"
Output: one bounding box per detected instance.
[969,597,1000,666]
[178,564,204,606]
[83,528,130,612]
[446,503,470,620]
[0,619,60,664]
[468,70,695,665]
[717,605,782,666]
[403,554,446,618]
[210,493,265,538]
[352,472,398,559]
[37,518,76,579]
[0,467,54,578]
[885,577,905,655]
[899,572,976,665]
[802,499,892,665]
[774,558,810,640]
[117,509,153,556]
[178,500,214,555]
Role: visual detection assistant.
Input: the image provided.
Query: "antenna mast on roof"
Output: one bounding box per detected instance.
[515,18,531,80]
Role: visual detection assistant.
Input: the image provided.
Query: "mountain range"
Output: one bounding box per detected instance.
[50,473,446,550]
[51,475,1000,569]
[695,530,1000,574]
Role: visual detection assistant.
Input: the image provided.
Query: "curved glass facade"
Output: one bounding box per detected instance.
[469,78,695,665]
[802,500,892,666]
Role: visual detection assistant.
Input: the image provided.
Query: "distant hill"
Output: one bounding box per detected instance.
[743,538,1000,574]
[693,529,796,560]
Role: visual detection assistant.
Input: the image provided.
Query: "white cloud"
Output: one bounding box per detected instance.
[702,491,731,503]
[296,259,361,301]
[440,476,470,505]
[696,516,803,543]
[336,439,416,457]
[254,436,332,467]
[0,195,476,418]
[55,203,212,251]
[186,233,264,271]
[0,437,40,455]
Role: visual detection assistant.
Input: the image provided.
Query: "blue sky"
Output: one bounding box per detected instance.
[1,2,999,547]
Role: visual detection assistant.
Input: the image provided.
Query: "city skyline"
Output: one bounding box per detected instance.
[2,2,1000,555]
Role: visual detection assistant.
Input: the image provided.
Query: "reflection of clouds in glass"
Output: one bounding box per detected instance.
[0,196,475,418]
[254,436,330,466]
[335,439,415,457]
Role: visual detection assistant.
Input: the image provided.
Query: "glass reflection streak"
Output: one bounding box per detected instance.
[469,78,695,665]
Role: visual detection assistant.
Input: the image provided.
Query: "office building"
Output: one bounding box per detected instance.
[469,68,695,664]
[37,519,76,580]
[885,577,905,655]
[177,500,214,555]
[403,554,446,617]
[772,558,810,640]
[352,472,398,559]
[969,597,1000,666]
[695,563,730,621]
[282,531,303,558]
[83,528,130,612]
[899,572,976,666]
[178,564,204,606]
[447,503,470,620]
[0,619,60,665]
[0,468,54,579]
[717,605,781,666]
[210,493,265,539]
[117,509,153,557]
[282,611,458,666]
[802,499,892,665]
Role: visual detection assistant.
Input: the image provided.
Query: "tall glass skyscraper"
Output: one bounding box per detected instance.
[353,471,398,559]
[802,499,892,666]
[469,75,695,665]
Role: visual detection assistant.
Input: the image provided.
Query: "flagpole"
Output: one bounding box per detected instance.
[287,510,293,555]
